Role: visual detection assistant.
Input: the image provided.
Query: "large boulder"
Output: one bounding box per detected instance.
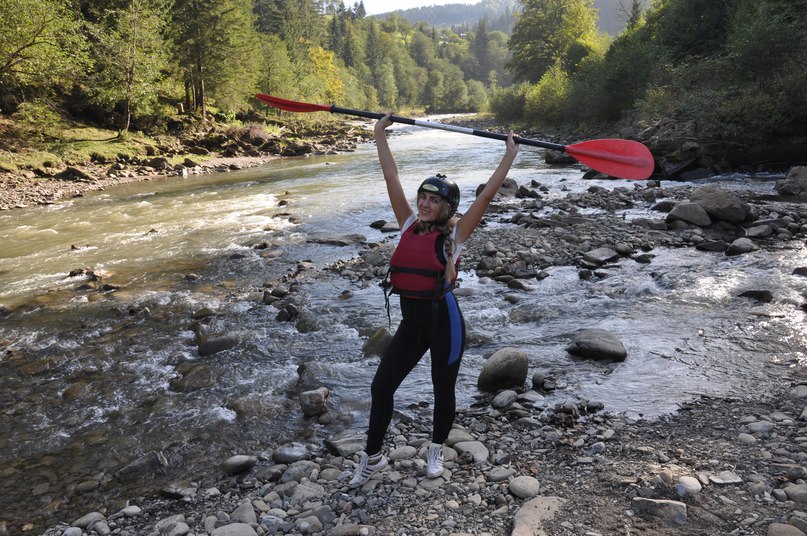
[477,347,529,391]
[774,166,807,197]
[690,185,751,223]
[665,203,712,227]
[566,329,627,361]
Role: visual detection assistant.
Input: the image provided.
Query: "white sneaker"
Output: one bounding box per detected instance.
[349,453,388,488]
[426,443,444,478]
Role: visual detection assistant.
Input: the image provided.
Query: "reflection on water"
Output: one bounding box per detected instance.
[0,125,805,532]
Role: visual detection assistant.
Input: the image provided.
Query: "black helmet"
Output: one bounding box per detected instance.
[418,173,460,217]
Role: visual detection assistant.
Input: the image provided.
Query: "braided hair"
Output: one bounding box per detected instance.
[415,198,459,284]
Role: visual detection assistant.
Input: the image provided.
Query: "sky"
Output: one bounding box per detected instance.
[361,0,479,16]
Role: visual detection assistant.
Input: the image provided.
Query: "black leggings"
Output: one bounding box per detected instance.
[366,294,465,455]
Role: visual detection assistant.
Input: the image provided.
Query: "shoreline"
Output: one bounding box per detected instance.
[0,155,280,211]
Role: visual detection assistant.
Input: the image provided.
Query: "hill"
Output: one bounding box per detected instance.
[374,0,650,35]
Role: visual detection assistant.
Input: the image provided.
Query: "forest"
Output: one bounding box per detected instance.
[1,0,805,165]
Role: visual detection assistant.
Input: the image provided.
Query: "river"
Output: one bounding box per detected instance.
[0,124,805,533]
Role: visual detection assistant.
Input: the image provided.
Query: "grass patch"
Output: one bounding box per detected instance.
[0,117,164,171]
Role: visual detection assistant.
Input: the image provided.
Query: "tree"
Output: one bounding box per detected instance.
[364,20,385,77]
[0,0,90,110]
[259,33,295,99]
[296,45,345,103]
[654,0,739,60]
[507,0,598,83]
[409,30,437,68]
[88,0,171,132]
[254,0,325,62]
[469,19,491,80]
[172,0,262,116]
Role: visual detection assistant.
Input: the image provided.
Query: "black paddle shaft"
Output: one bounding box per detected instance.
[331,106,567,152]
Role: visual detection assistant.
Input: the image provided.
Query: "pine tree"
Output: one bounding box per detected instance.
[172,0,262,116]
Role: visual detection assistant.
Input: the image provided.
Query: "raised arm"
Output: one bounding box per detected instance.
[375,114,414,228]
[455,131,519,244]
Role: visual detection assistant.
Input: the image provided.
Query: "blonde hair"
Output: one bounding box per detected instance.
[416,199,459,284]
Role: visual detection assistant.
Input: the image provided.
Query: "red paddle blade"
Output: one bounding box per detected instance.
[566,138,655,180]
[255,93,332,113]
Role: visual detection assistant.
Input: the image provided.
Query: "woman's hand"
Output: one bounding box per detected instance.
[374,113,393,137]
[505,131,519,157]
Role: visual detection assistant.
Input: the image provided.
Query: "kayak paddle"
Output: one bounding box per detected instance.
[255,93,655,180]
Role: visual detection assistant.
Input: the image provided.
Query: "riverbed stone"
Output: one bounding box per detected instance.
[767,523,807,536]
[299,386,329,417]
[784,484,807,504]
[477,347,529,391]
[323,435,365,457]
[632,497,687,525]
[566,328,627,361]
[453,441,489,464]
[389,445,417,461]
[747,421,775,435]
[170,362,217,391]
[447,428,475,445]
[489,467,516,482]
[73,512,105,528]
[726,237,756,256]
[775,166,807,196]
[492,389,518,409]
[230,500,257,524]
[198,333,240,356]
[115,451,168,481]
[509,475,541,498]
[362,327,392,357]
[280,460,319,483]
[222,455,257,475]
[210,523,258,536]
[582,247,620,265]
[676,476,703,497]
[272,442,313,463]
[290,481,326,505]
[153,514,188,535]
[666,202,711,226]
[512,496,566,536]
[691,185,751,223]
[710,470,743,485]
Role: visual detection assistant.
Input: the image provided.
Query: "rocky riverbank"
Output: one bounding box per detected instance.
[26,166,807,536]
[36,380,807,536]
[0,121,372,211]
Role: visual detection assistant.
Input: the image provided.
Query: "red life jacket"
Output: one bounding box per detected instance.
[388,222,459,299]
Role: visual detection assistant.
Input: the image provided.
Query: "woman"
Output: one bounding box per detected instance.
[350,114,519,488]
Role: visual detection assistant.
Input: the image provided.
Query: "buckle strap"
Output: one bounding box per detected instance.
[389,265,444,278]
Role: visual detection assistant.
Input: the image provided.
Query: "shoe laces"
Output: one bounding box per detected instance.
[428,445,443,466]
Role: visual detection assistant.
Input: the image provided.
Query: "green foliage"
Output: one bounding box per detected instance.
[652,0,740,61]
[507,0,598,83]
[11,100,62,139]
[86,0,172,131]
[0,0,90,110]
[466,80,489,112]
[524,63,569,124]
[533,0,807,146]
[172,0,263,115]
[489,83,529,121]
[259,34,296,100]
